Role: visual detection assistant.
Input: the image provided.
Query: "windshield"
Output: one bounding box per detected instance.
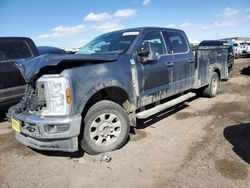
[76,31,139,55]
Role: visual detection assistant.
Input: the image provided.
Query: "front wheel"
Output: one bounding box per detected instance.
[80,100,130,155]
[202,72,220,98]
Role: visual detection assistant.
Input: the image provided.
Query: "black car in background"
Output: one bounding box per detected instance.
[0,38,67,111]
[0,37,39,109]
[199,40,234,72]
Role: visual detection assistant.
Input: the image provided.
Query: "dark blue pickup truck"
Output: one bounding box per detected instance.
[8,27,229,154]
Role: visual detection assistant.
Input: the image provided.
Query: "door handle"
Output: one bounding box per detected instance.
[165,62,174,67]
[188,59,194,63]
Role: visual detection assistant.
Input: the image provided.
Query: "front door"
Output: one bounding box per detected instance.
[135,30,174,107]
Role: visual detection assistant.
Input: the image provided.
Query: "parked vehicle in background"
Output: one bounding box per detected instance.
[37,46,67,55]
[0,37,39,109]
[199,40,234,72]
[8,27,229,155]
[232,42,242,58]
[240,42,250,57]
[0,38,69,110]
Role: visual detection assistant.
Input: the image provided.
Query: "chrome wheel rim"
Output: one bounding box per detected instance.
[89,113,122,146]
[211,78,218,95]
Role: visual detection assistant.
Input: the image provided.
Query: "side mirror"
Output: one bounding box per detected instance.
[136,42,158,63]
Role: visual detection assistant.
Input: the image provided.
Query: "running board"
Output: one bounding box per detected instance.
[136,92,196,119]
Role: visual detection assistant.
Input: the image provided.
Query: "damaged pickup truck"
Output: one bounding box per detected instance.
[8,27,229,154]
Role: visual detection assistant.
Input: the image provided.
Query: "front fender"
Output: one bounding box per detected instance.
[60,58,134,115]
[76,80,133,115]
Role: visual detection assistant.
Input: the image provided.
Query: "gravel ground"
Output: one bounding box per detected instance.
[0,58,250,188]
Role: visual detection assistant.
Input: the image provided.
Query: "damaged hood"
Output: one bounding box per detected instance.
[15,54,119,83]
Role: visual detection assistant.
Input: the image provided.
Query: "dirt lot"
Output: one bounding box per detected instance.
[0,58,250,188]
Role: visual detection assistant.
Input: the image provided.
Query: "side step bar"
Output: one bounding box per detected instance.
[136,92,196,119]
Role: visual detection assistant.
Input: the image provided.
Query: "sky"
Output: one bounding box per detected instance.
[0,0,250,49]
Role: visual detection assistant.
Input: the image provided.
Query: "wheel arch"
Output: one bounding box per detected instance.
[213,68,221,80]
[78,86,136,126]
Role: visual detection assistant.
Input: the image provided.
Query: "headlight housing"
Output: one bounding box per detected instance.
[36,75,72,116]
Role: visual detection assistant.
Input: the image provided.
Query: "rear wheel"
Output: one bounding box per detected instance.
[81,100,130,155]
[202,72,220,98]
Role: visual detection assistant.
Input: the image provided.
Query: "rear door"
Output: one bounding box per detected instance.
[164,31,195,93]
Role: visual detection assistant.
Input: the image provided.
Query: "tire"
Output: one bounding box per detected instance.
[202,72,220,98]
[80,100,130,155]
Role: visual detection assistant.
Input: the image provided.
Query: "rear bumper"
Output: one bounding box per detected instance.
[8,106,82,152]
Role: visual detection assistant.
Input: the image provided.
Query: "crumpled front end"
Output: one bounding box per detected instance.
[9,53,120,152]
[8,82,82,152]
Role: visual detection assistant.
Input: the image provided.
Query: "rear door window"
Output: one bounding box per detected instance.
[167,32,189,53]
[0,40,32,61]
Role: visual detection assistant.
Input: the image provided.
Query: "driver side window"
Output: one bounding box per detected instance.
[140,31,166,56]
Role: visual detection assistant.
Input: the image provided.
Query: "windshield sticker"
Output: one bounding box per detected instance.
[123,32,139,36]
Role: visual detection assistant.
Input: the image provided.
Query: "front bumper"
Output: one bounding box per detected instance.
[8,106,82,152]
